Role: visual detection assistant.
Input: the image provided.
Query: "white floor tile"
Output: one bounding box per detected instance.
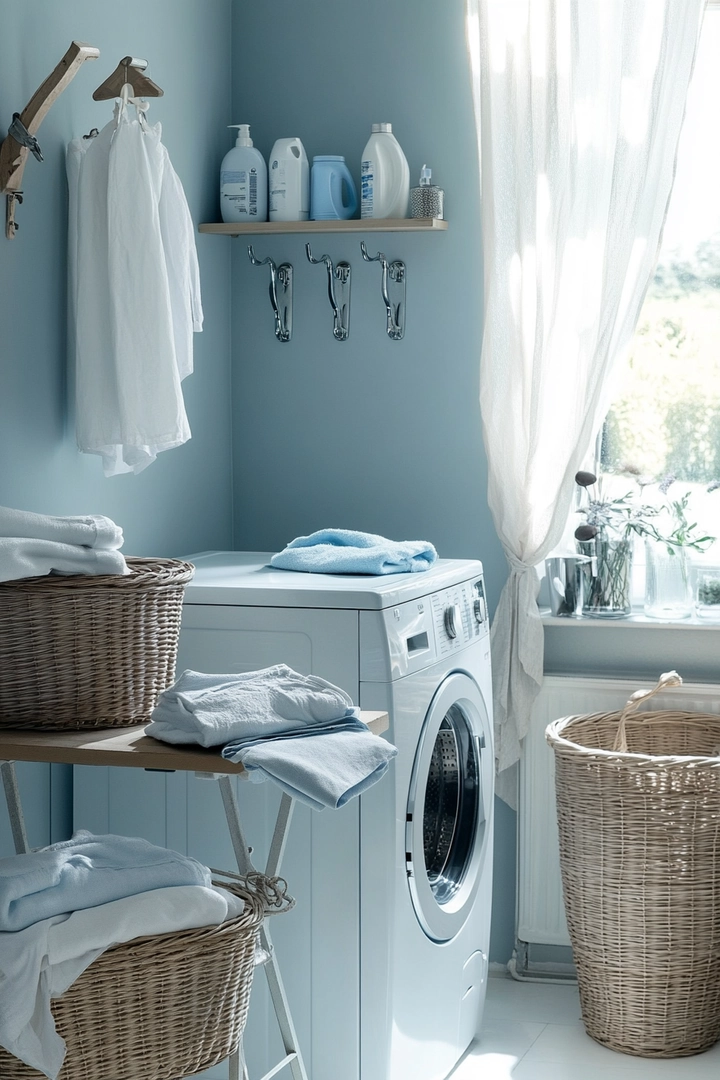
[523,1021,720,1077]
[449,1019,546,1078]
[484,975,582,1025]
[471,976,720,1080]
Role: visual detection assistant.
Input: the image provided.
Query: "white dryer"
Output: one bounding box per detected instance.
[74,552,494,1080]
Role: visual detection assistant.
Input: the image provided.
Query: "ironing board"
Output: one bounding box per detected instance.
[0,710,389,1080]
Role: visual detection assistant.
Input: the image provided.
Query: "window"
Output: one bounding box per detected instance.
[599,3,720,555]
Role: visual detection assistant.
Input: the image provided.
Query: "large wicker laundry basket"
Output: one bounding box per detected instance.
[545,671,720,1059]
[0,873,293,1080]
[0,557,194,730]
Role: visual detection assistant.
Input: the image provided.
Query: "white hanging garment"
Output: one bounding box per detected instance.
[67,96,202,476]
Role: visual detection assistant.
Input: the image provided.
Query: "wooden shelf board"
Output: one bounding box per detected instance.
[0,711,390,774]
[198,218,447,236]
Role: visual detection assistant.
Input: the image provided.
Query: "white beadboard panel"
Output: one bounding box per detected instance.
[517,676,720,948]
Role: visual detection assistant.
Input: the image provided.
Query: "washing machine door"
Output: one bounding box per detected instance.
[405,671,492,943]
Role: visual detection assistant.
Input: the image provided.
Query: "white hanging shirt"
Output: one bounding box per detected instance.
[67,99,203,476]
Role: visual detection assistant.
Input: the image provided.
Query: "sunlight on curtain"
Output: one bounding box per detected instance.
[466,0,706,805]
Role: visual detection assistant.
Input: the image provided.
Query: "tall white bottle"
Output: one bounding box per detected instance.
[220,124,268,223]
[360,122,410,219]
[268,137,310,222]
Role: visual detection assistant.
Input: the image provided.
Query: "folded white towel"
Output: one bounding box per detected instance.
[0,884,244,1080]
[146,664,359,748]
[0,538,128,583]
[0,506,124,550]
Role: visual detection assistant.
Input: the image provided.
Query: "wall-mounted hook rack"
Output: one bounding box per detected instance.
[360,241,406,341]
[305,243,351,341]
[0,40,100,239]
[248,245,293,342]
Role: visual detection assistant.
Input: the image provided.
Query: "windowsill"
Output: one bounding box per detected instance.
[540,608,720,630]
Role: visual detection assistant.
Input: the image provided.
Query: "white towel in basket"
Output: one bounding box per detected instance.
[0,883,244,1080]
[0,507,124,550]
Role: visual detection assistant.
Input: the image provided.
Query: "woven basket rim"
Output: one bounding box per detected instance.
[0,556,194,590]
[546,708,720,767]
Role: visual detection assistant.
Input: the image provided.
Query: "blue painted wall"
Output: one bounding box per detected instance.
[228,0,514,960]
[0,0,517,963]
[0,0,234,852]
[0,0,234,560]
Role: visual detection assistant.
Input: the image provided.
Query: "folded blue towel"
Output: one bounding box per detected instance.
[146,665,360,747]
[146,665,397,811]
[0,831,210,932]
[226,723,397,811]
[269,529,437,575]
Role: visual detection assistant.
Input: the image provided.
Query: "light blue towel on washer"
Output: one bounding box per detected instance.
[269,529,437,575]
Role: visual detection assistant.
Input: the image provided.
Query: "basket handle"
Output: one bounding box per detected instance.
[612,670,683,752]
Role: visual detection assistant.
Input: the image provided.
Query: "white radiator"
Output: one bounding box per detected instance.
[517,674,720,949]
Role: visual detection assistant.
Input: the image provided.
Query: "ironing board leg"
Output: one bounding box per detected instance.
[216,779,309,1080]
[1,761,30,854]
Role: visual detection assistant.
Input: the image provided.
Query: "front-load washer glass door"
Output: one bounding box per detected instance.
[405,671,492,942]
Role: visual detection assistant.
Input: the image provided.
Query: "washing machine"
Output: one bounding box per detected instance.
[73,551,493,1080]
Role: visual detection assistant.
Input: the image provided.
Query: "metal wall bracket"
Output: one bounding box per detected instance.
[248,246,293,342]
[360,241,406,340]
[305,243,351,341]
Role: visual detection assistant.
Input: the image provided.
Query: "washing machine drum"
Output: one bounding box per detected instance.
[406,671,492,942]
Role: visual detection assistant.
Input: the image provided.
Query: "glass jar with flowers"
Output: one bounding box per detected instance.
[573,471,716,619]
[573,471,646,617]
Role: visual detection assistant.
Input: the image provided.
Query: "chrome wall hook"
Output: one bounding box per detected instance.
[360,241,406,341]
[305,243,351,341]
[248,245,293,342]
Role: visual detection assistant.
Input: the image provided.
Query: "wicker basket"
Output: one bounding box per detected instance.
[0,557,194,730]
[546,671,720,1059]
[0,873,293,1080]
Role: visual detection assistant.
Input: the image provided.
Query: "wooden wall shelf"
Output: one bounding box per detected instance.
[198,217,447,236]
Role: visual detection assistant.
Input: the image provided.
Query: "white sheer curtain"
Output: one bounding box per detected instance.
[466,0,705,803]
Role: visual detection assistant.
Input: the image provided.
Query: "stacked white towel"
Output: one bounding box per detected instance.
[0,505,128,582]
[146,665,397,811]
[0,833,241,1080]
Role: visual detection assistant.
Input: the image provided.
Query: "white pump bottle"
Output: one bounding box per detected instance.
[220,124,268,223]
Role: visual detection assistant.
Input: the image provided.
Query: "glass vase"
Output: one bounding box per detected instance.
[644,539,692,620]
[695,569,720,620]
[577,535,632,618]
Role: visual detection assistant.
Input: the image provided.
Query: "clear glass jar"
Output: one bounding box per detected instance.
[644,539,692,620]
[577,534,632,618]
[695,569,720,620]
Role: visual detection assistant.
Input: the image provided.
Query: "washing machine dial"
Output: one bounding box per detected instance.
[443,603,462,639]
[473,597,485,624]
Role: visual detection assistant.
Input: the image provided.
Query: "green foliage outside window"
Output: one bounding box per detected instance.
[602,233,720,485]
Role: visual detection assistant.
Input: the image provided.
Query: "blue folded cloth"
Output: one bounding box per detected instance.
[269,528,437,575]
[146,665,360,747]
[227,724,396,811]
[146,665,397,810]
[0,831,210,932]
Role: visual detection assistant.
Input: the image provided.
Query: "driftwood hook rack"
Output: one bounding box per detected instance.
[92,56,164,101]
[0,40,100,239]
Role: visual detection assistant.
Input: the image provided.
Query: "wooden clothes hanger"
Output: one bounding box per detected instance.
[93,57,164,101]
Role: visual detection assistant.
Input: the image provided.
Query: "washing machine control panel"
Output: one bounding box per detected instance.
[431,577,488,655]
